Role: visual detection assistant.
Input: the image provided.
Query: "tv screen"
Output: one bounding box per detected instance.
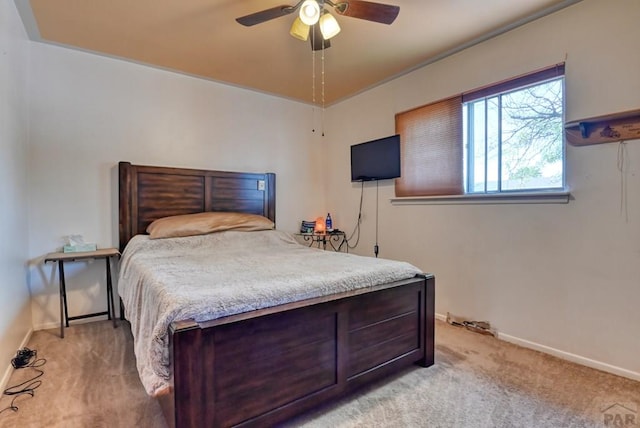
[350,134,401,182]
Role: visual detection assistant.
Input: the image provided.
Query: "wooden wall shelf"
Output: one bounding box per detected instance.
[565,108,640,146]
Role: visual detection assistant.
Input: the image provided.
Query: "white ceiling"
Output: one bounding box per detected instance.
[16,0,582,105]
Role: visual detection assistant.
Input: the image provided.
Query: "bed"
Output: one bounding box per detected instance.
[118,161,435,428]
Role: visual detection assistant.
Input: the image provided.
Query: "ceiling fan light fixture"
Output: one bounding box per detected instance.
[299,0,321,25]
[290,17,310,41]
[319,12,340,40]
[310,22,331,50]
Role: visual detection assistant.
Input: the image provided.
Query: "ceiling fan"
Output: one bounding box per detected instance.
[236,0,400,50]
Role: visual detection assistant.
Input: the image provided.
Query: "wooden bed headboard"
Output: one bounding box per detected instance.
[118,161,276,251]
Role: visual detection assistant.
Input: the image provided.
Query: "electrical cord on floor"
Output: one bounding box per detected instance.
[0,348,45,415]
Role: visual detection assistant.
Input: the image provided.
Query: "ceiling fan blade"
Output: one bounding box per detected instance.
[333,0,399,24]
[236,5,296,27]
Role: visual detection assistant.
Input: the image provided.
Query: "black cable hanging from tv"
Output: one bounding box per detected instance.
[346,181,364,250]
[374,180,379,258]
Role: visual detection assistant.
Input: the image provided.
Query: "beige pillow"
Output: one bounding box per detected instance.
[146,212,274,239]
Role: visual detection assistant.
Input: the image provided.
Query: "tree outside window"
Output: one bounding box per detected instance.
[465,78,564,193]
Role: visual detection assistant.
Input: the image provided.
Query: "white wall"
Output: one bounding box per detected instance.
[325,0,640,379]
[26,44,326,329]
[0,0,32,386]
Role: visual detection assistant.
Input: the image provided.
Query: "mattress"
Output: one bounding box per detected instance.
[118,229,422,396]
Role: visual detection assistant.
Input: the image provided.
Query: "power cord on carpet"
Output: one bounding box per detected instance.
[0,348,45,415]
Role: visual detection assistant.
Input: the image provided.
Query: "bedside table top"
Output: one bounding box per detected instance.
[45,247,120,263]
[296,231,346,236]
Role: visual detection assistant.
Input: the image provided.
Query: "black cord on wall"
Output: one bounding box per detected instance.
[346,181,365,250]
[346,180,381,257]
[374,180,379,258]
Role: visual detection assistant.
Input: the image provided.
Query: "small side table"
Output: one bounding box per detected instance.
[296,231,348,252]
[44,248,120,338]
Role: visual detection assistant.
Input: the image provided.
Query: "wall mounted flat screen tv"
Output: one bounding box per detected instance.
[350,134,401,182]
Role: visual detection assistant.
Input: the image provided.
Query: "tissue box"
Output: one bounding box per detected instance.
[63,243,97,253]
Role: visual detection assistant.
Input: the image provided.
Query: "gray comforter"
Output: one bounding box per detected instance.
[118,229,422,396]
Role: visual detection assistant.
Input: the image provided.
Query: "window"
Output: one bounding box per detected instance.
[463,66,565,193]
[395,64,566,199]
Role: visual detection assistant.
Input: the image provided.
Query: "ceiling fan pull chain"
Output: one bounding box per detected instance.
[321,40,325,137]
[311,28,317,133]
[312,33,316,106]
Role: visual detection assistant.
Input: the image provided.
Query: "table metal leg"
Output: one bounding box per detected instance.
[58,261,68,338]
[106,257,117,328]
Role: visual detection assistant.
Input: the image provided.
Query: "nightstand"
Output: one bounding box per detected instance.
[44,248,120,338]
[296,231,348,252]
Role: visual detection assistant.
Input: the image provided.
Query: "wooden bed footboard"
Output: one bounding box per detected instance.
[162,274,435,428]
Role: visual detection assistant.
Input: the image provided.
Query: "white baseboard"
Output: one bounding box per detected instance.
[497,331,640,382]
[0,327,33,393]
[435,313,448,322]
[435,312,640,382]
[33,321,60,331]
[33,315,110,332]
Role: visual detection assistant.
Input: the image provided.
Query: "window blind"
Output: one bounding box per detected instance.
[395,96,463,197]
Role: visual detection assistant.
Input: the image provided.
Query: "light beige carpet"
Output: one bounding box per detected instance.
[1,320,638,428]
